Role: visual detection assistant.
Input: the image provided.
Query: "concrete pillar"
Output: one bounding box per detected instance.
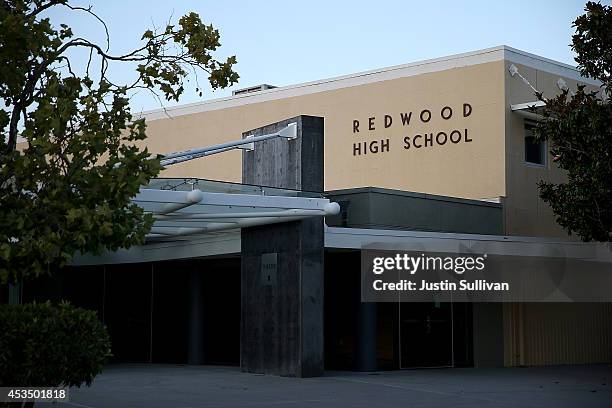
[472,302,504,367]
[188,270,204,365]
[241,116,324,377]
[357,302,378,371]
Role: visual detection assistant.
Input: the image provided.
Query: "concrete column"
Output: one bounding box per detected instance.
[241,116,325,377]
[472,302,504,367]
[357,302,378,371]
[188,270,204,365]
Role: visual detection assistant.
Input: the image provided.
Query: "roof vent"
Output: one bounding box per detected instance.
[232,84,277,96]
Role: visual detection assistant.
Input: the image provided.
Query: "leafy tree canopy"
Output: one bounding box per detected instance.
[0,0,239,283]
[536,1,611,241]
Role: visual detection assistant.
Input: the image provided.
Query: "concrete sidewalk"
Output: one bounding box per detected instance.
[40,364,612,408]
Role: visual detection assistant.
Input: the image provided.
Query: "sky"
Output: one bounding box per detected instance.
[47,0,599,113]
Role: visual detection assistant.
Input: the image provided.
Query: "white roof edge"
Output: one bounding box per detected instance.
[503,46,600,86]
[138,45,597,121]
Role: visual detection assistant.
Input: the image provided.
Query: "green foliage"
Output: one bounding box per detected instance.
[572,1,612,89]
[0,302,111,387]
[535,1,612,241]
[0,1,239,283]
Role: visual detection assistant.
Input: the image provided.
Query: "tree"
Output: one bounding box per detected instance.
[0,0,239,284]
[535,1,611,242]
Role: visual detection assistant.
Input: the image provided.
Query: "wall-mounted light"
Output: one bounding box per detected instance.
[557,78,569,91]
[508,64,519,77]
[508,64,540,95]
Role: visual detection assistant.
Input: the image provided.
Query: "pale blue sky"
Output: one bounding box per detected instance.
[48,0,598,113]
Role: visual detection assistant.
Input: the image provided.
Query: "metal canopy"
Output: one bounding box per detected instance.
[510,100,546,121]
[72,224,612,266]
[137,178,339,240]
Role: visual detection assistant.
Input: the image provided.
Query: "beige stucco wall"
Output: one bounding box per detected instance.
[503,62,598,238]
[147,54,602,239]
[145,61,507,201]
[17,50,596,239]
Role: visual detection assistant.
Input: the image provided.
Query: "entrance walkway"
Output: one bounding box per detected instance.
[40,364,611,408]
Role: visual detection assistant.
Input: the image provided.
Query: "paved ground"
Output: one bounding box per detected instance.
[39,364,612,408]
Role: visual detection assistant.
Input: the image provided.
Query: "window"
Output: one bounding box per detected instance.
[524,123,546,166]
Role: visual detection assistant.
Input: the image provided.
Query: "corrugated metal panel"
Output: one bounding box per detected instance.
[505,303,612,366]
[503,303,524,366]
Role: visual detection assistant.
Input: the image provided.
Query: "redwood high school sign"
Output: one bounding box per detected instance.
[351,103,473,156]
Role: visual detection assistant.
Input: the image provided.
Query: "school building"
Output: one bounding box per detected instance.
[12,46,612,376]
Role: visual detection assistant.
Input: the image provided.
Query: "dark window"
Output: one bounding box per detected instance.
[524,124,545,165]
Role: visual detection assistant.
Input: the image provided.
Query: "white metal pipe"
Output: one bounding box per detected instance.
[159,123,297,167]
[160,132,274,160]
[157,189,204,215]
[139,189,333,212]
[161,127,290,161]
[160,146,235,166]
[147,214,312,239]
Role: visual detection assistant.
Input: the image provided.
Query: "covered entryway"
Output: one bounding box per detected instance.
[324,249,474,371]
[22,257,242,365]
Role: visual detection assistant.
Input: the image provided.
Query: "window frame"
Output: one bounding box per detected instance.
[523,121,547,168]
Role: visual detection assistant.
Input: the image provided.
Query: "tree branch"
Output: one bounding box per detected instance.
[25,0,66,19]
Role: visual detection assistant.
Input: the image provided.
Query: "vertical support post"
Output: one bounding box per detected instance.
[357,302,378,371]
[241,116,325,377]
[473,302,504,367]
[188,269,204,365]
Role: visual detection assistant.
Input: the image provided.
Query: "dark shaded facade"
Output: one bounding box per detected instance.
[326,187,502,234]
[13,181,504,370]
[20,258,241,365]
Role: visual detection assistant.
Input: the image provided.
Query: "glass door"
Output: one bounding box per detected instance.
[399,302,454,368]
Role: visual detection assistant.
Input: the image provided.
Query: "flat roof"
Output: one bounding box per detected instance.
[140,45,600,121]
